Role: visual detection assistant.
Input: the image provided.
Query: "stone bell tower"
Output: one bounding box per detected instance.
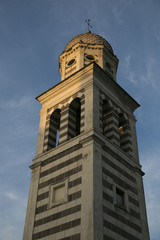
[23,30,150,240]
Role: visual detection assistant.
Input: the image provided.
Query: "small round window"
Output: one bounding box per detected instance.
[86,55,95,61]
[67,59,76,66]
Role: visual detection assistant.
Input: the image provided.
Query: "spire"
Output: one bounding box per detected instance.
[85,19,92,32]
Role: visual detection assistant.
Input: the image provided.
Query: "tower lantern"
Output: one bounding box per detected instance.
[23,31,150,240]
[59,31,119,81]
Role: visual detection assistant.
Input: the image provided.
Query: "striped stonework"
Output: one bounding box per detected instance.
[100,93,119,145]
[43,90,85,152]
[79,94,85,134]
[32,144,83,240]
[119,113,133,156]
[59,105,69,145]
[103,106,120,145]
[100,92,133,156]
[102,152,142,240]
[100,97,120,145]
[43,109,61,152]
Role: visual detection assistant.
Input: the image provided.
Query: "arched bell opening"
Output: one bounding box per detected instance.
[68,98,81,140]
[47,109,61,150]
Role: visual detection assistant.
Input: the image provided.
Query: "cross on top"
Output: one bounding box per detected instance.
[85,19,92,31]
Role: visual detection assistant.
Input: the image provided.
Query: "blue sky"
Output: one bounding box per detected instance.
[0,0,160,239]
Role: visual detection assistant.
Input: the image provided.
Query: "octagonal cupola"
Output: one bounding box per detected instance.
[59,30,119,81]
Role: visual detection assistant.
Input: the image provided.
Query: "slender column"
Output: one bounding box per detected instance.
[43,112,51,152]
[130,116,140,161]
[80,94,85,134]
[80,137,94,240]
[135,169,150,240]
[23,162,41,240]
[93,139,104,240]
[93,86,101,133]
[59,105,69,144]
[84,83,93,132]
[36,109,47,156]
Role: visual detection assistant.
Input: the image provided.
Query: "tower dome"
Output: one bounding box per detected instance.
[63,31,113,54]
[59,31,119,81]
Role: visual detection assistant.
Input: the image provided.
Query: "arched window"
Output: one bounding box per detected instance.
[68,98,81,140]
[102,100,115,140]
[47,109,61,150]
[118,113,132,154]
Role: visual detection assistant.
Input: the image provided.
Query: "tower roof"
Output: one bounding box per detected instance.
[63,31,113,53]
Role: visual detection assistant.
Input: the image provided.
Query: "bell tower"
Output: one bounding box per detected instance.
[23,31,150,240]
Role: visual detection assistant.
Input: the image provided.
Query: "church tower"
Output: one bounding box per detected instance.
[23,30,150,240]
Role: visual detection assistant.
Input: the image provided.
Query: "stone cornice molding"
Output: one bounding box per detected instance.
[29,161,41,170]
[134,166,145,177]
[93,63,140,112]
[36,63,94,105]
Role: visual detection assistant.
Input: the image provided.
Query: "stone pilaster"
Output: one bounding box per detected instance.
[23,162,41,240]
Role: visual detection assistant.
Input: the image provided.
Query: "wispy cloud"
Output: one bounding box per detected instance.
[141,149,160,237]
[121,53,160,96]
[112,0,130,25]
[142,149,160,182]
[4,191,18,200]
[0,151,33,174]
[0,187,27,240]
[145,185,160,237]
[113,5,123,25]
[0,95,33,110]
[140,56,160,93]
[122,55,137,84]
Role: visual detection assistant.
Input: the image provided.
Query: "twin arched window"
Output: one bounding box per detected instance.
[102,100,132,154]
[46,98,81,151]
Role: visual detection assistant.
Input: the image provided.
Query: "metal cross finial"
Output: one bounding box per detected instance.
[85,19,92,32]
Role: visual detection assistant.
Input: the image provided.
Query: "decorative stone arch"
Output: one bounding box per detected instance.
[47,103,63,116]
[77,92,84,99]
[67,96,74,105]
[65,91,84,106]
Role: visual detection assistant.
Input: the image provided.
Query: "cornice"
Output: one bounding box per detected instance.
[36,63,94,105]
[29,161,41,170]
[93,63,140,112]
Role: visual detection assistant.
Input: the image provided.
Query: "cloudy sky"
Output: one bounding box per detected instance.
[0,0,160,239]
